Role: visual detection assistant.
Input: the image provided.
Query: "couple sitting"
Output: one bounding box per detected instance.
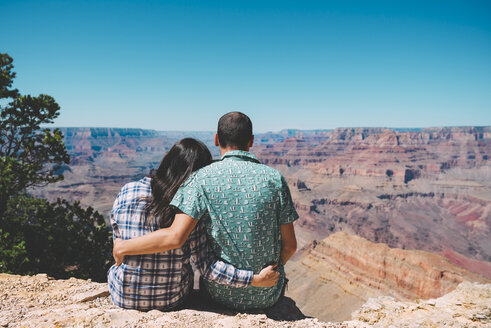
[108,112,298,311]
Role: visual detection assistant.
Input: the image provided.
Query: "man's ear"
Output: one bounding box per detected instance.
[248,135,254,148]
[214,133,220,147]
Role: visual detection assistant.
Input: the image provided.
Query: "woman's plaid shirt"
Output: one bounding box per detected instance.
[107,177,253,310]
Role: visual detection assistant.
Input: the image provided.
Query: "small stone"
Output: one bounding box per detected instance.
[73,287,110,303]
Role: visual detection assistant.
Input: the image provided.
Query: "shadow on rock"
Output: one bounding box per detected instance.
[184,291,308,321]
[263,296,307,321]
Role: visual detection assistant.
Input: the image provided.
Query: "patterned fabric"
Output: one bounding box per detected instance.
[170,150,299,310]
[107,177,253,311]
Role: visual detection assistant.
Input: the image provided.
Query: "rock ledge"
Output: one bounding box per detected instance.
[0,273,489,327]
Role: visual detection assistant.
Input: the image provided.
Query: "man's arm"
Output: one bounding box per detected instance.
[280,223,297,265]
[190,222,279,287]
[113,212,197,265]
[277,174,299,265]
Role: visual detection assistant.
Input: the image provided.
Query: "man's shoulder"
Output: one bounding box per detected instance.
[191,159,284,183]
[185,161,227,180]
[211,158,282,173]
[180,170,205,188]
[247,162,284,182]
[255,162,282,175]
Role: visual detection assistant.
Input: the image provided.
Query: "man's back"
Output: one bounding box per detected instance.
[171,150,298,309]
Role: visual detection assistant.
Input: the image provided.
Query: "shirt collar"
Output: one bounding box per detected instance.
[221,150,260,163]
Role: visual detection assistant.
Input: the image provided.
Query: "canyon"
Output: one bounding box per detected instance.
[285,232,490,321]
[28,126,491,322]
[255,127,490,261]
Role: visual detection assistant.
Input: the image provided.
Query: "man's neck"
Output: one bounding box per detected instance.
[220,147,249,157]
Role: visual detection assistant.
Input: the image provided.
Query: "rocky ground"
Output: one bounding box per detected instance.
[353,281,491,327]
[0,273,489,327]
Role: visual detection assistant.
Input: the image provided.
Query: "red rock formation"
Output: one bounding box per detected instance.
[253,126,491,266]
[286,232,490,321]
[255,127,490,179]
[441,249,491,280]
[306,232,488,299]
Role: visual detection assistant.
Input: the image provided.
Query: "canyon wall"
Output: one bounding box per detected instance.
[285,232,490,321]
[253,127,491,265]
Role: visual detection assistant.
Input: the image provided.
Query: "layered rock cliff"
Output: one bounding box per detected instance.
[285,232,490,322]
[255,127,491,175]
[253,127,491,266]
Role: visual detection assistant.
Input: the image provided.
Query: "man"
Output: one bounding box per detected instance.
[114,112,298,310]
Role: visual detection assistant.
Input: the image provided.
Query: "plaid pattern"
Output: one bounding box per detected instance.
[107,177,253,310]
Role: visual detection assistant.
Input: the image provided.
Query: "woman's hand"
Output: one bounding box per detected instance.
[113,238,125,266]
[251,264,279,287]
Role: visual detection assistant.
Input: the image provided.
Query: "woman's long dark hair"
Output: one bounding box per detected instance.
[144,138,212,228]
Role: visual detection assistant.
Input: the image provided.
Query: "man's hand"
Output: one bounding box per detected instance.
[251,264,279,287]
[113,238,124,266]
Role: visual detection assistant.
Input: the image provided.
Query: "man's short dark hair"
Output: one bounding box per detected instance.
[217,112,253,149]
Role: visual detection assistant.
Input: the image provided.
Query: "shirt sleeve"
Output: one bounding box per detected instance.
[169,175,208,221]
[279,175,299,225]
[109,186,126,240]
[189,222,253,288]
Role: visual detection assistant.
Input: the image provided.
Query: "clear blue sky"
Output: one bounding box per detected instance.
[1,0,490,132]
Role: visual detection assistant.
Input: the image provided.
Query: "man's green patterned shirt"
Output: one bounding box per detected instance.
[170,150,298,310]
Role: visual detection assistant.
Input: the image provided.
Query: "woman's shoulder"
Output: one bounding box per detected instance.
[118,177,152,197]
[111,177,151,215]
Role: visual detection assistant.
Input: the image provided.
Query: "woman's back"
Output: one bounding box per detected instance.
[107,177,197,310]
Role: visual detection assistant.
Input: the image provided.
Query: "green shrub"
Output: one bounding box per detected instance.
[1,194,112,281]
[0,53,112,282]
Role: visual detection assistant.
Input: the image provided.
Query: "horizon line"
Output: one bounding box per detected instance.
[45,125,491,133]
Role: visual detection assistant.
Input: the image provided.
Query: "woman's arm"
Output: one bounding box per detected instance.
[202,259,279,287]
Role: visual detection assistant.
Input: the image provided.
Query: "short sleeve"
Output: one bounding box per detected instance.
[279,175,299,225]
[170,174,208,221]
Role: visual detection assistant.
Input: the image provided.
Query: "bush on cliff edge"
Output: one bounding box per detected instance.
[1,195,111,281]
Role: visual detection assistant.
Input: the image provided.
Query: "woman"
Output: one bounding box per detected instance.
[107,138,277,310]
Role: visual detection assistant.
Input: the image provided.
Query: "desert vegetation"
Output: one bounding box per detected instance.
[0,54,112,281]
